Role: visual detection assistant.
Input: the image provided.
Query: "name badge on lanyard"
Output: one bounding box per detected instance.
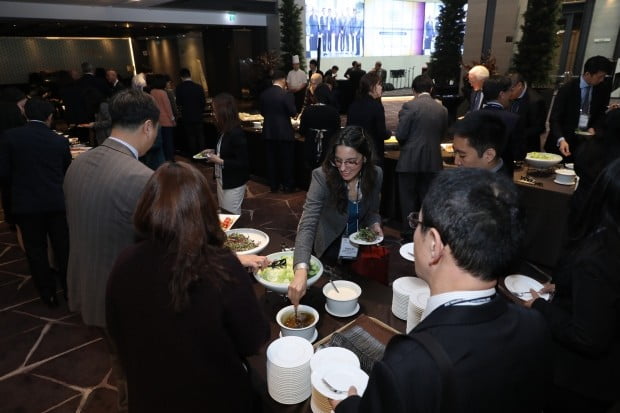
[578,113,590,130]
[338,236,359,260]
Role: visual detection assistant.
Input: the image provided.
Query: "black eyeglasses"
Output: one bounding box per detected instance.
[408,212,421,230]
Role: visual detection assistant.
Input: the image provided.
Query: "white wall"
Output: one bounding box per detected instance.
[584,0,620,61]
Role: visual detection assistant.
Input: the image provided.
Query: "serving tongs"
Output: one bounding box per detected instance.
[269,258,287,269]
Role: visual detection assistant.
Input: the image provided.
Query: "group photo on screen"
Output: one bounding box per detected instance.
[305,0,445,59]
[305,0,365,58]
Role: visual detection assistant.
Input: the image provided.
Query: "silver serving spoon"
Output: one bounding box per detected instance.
[330,279,340,294]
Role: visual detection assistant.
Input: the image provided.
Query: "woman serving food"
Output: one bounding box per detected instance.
[289,126,383,305]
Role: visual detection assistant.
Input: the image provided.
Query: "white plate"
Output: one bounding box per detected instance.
[349,231,383,245]
[504,274,550,301]
[225,228,269,255]
[393,276,429,295]
[267,336,314,368]
[311,347,360,373]
[311,365,369,400]
[399,242,415,261]
[410,290,430,309]
[324,303,360,318]
[218,214,240,231]
[553,179,575,186]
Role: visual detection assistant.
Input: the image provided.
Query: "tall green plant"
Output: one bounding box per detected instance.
[279,0,305,73]
[427,0,467,87]
[512,0,560,87]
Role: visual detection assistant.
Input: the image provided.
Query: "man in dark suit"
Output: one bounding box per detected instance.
[175,68,206,156]
[467,65,489,112]
[452,110,511,177]
[106,69,126,96]
[508,72,547,153]
[0,98,72,307]
[260,70,297,192]
[307,8,319,52]
[396,75,448,239]
[333,167,551,413]
[545,55,611,158]
[481,75,525,172]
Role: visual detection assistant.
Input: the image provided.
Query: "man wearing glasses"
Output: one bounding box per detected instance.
[332,168,551,412]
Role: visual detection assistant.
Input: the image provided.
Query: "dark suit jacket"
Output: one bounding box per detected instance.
[532,226,620,403]
[337,295,551,413]
[299,103,341,167]
[0,121,71,214]
[347,95,389,164]
[395,94,448,173]
[259,85,296,141]
[510,88,546,153]
[175,80,206,122]
[481,104,525,170]
[218,126,249,189]
[545,77,611,153]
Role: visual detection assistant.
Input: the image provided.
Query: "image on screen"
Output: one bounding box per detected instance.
[305,0,365,58]
[363,0,425,56]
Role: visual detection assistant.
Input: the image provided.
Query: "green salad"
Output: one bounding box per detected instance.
[258,257,319,284]
[527,152,558,160]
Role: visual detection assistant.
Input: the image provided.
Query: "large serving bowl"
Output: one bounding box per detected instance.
[255,251,323,294]
[525,152,562,169]
[323,280,362,315]
[276,304,319,341]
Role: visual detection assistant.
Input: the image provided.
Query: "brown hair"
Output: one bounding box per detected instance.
[358,72,382,99]
[213,92,240,134]
[133,161,230,312]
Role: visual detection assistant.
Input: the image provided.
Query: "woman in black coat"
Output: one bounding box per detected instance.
[525,158,620,413]
[206,93,249,214]
[106,161,269,413]
[346,72,390,166]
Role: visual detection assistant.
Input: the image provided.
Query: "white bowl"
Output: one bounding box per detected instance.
[323,280,362,315]
[276,304,319,341]
[555,168,576,184]
[255,251,323,294]
[225,228,269,256]
[525,152,563,169]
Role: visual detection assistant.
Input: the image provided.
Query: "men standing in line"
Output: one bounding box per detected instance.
[545,55,611,158]
[508,72,547,153]
[480,75,525,173]
[64,89,160,327]
[452,111,511,176]
[307,8,319,52]
[395,75,448,240]
[175,68,206,156]
[0,98,71,307]
[467,65,490,112]
[286,55,307,114]
[260,70,297,193]
[332,167,551,413]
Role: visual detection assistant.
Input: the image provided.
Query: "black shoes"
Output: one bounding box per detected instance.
[41,294,59,308]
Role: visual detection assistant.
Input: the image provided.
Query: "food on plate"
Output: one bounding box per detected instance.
[258,257,320,284]
[282,311,315,328]
[225,233,259,252]
[220,217,233,230]
[527,152,557,160]
[354,228,378,243]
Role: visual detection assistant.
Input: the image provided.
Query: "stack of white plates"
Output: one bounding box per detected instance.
[310,347,360,413]
[406,289,430,333]
[392,277,430,320]
[266,336,314,404]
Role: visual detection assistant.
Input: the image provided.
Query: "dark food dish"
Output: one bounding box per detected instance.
[225,233,259,252]
[354,228,378,243]
[283,311,315,329]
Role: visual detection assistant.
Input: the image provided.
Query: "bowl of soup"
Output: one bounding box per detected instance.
[323,280,362,316]
[276,304,319,342]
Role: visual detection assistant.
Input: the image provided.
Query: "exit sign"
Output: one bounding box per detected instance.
[226,12,236,22]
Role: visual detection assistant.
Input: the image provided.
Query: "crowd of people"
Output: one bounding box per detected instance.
[0,50,619,413]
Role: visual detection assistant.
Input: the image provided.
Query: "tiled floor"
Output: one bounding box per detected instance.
[0,161,410,413]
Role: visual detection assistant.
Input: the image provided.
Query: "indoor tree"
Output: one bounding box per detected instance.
[427,0,467,88]
[511,0,560,87]
[279,0,305,72]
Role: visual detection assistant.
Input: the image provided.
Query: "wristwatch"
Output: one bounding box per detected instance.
[294,263,309,271]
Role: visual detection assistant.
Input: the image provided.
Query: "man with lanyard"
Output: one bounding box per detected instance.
[332,168,551,413]
[545,55,611,159]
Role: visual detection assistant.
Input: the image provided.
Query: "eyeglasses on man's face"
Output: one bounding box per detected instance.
[330,157,362,168]
[408,212,421,230]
